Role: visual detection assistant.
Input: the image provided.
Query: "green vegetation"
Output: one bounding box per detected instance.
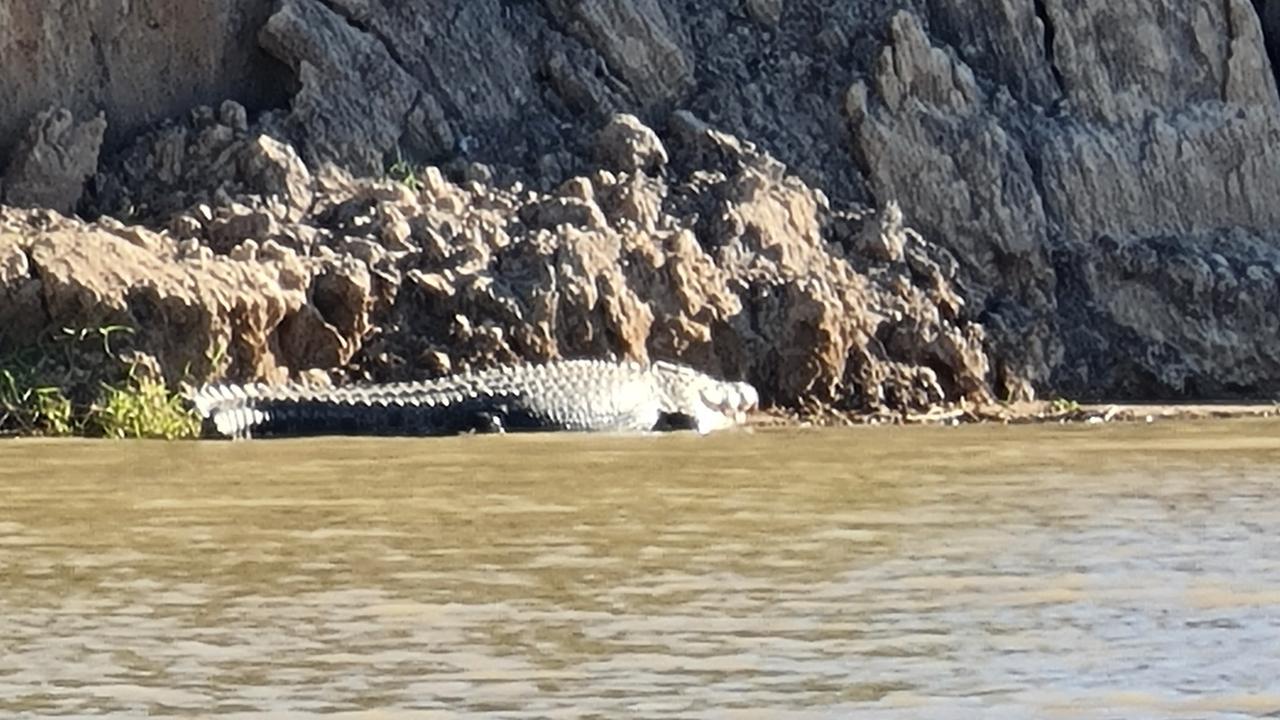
[0,371,75,436]
[1048,397,1081,414]
[387,148,424,193]
[0,325,202,439]
[92,370,203,439]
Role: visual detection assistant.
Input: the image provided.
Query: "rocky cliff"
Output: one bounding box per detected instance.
[3,0,1280,420]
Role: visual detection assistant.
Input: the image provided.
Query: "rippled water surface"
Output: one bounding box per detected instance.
[4,420,1280,718]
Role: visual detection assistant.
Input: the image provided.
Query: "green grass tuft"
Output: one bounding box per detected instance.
[1048,397,1081,415]
[386,147,424,193]
[90,372,203,440]
[0,368,76,436]
[1,324,204,439]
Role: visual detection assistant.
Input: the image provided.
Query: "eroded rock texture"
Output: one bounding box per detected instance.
[850,2,1280,401]
[11,110,989,415]
[2,108,107,214]
[3,0,1280,417]
[0,0,288,163]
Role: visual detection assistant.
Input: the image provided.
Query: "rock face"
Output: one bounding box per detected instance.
[10,112,991,416]
[1,203,391,396]
[0,0,288,164]
[4,0,1280,417]
[258,0,448,175]
[2,108,107,214]
[849,2,1280,400]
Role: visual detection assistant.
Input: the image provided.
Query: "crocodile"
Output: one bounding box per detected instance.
[189,359,759,439]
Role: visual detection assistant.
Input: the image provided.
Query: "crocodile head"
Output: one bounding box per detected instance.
[691,379,760,434]
[651,362,759,434]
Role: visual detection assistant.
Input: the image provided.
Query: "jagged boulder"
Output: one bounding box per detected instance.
[0,206,378,387]
[594,113,669,174]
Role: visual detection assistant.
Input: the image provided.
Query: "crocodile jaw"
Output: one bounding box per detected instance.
[692,380,760,434]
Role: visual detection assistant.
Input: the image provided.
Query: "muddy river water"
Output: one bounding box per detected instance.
[3,419,1280,718]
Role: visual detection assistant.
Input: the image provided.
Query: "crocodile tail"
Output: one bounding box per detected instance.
[188,385,509,439]
[188,384,269,439]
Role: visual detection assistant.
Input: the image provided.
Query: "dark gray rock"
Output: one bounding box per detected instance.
[2,107,107,214]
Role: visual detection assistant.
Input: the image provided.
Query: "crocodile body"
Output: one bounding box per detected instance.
[190,359,758,439]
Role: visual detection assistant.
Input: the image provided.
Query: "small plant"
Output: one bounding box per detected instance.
[0,366,78,436]
[90,371,202,440]
[0,368,32,432]
[205,336,229,373]
[60,324,133,356]
[387,147,423,192]
[1048,397,1081,415]
[32,386,75,436]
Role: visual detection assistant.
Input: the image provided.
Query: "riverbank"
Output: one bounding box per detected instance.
[6,373,1277,439]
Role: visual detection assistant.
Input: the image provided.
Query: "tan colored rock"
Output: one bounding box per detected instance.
[0,207,376,386]
[598,174,665,232]
[310,257,373,359]
[0,235,30,285]
[520,197,610,233]
[0,233,47,347]
[594,113,668,174]
[239,134,314,222]
[206,203,279,252]
[23,224,299,382]
[854,200,905,263]
[276,304,350,369]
